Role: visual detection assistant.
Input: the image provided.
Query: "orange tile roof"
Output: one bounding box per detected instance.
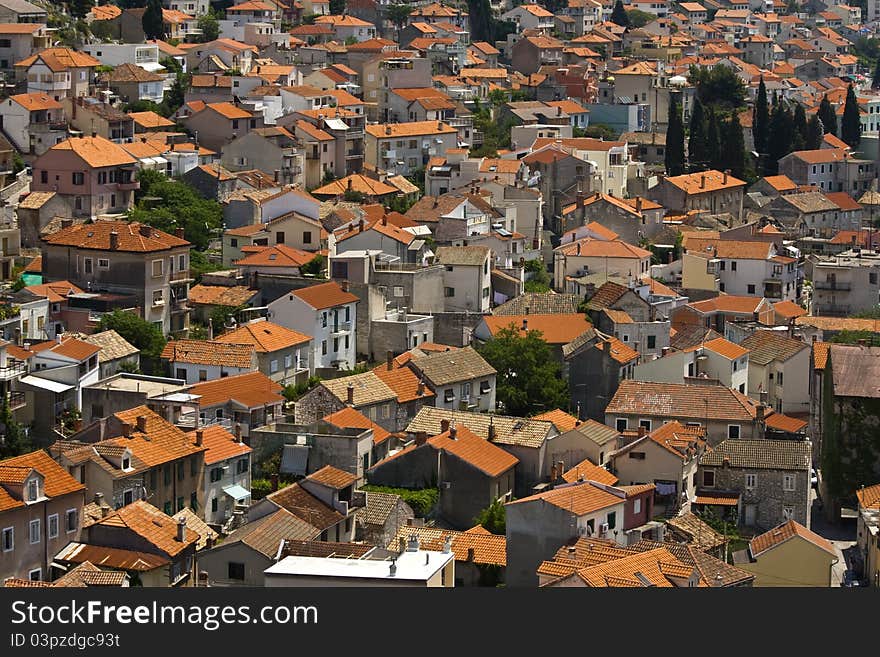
[44,337,101,361]
[191,424,251,465]
[188,371,284,408]
[291,281,358,310]
[9,92,62,111]
[694,491,741,506]
[825,191,862,211]
[688,295,770,315]
[90,4,121,20]
[562,457,619,485]
[161,339,256,368]
[311,174,398,197]
[664,169,747,194]
[323,406,392,446]
[856,483,880,510]
[93,500,198,557]
[127,111,175,129]
[556,238,652,259]
[788,148,849,164]
[305,464,358,489]
[16,48,100,72]
[366,120,458,138]
[749,519,836,558]
[764,412,807,433]
[0,450,85,512]
[684,336,749,360]
[773,300,808,320]
[215,320,310,352]
[372,363,435,404]
[508,479,623,516]
[48,135,137,168]
[813,341,831,371]
[388,526,506,565]
[761,174,798,191]
[42,221,189,252]
[533,409,580,433]
[428,425,518,477]
[595,335,640,364]
[234,244,316,268]
[265,482,343,530]
[481,314,592,345]
[607,380,759,422]
[187,284,257,307]
[203,102,253,120]
[24,280,83,303]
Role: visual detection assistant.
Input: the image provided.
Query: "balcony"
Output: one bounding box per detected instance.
[7,390,25,411]
[170,271,194,282]
[814,280,852,290]
[170,298,189,313]
[114,179,140,191]
[330,321,351,336]
[177,411,233,430]
[30,121,68,133]
[0,360,26,380]
[814,303,851,316]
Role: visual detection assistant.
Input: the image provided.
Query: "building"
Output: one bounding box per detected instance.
[777,149,875,194]
[161,339,257,384]
[856,483,880,588]
[649,169,747,220]
[266,281,358,373]
[30,136,139,219]
[0,449,85,583]
[806,249,880,317]
[697,439,812,530]
[184,371,285,439]
[733,519,838,586]
[197,424,251,529]
[434,245,492,313]
[40,220,191,336]
[0,92,67,156]
[214,320,312,386]
[14,47,100,100]
[553,238,652,291]
[740,330,811,415]
[365,120,459,177]
[406,345,496,414]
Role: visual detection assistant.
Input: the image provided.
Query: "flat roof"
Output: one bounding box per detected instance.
[264,549,453,581]
[85,373,188,398]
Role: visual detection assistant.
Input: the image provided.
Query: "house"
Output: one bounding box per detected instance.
[671,295,776,338]
[3,560,130,588]
[565,329,639,422]
[434,246,492,313]
[293,370,399,431]
[632,335,750,394]
[100,63,165,104]
[387,525,506,586]
[62,97,135,144]
[696,439,812,530]
[553,238,653,292]
[0,23,48,76]
[234,244,317,280]
[777,149,875,195]
[472,314,593,363]
[266,281,358,373]
[504,479,633,586]
[511,35,566,75]
[406,345,496,414]
[186,284,259,324]
[609,421,706,515]
[63,329,139,379]
[219,128,303,188]
[161,339,258,384]
[14,47,100,100]
[56,499,199,586]
[558,192,665,244]
[184,370,285,438]
[333,217,423,265]
[605,379,767,445]
[0,92,67,156]
[214,320,312,386]
[355,491,414,547]
[740,330,810,415]
[40,220,191,336]
[50,405,206,516]
[180,102,264,154]
[856,483,880,588]
[364,120,459,177]
[31,136,139,219]
[733,519,838,586]
[264,537,454,587]
[195,424,251,529]
[368,424,518,530]
[649,169,747,220]
[0,449,85,583]
[806,249,880,317]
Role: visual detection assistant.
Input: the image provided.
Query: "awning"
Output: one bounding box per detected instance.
[18,375,73,394]
[222,484,251,501]
[140,62,166,73]
[694,492,740,506]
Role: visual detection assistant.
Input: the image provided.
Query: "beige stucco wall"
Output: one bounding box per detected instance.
[738,537,836,587]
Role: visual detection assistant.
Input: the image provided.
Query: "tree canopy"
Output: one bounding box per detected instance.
[475,326,569,417]
[474,499,506,535]
[385,3,412,28]
[817,94,838,138]
[610,0,629,26]
[665,95,686,176]
[97,310,167,374]
[754,77,769,156]
[688,96,708,172]
[0,399,30,459]
[142,0,164,40]
[689,65,747,111]
[196,12,220,42]
[842,84,862,148]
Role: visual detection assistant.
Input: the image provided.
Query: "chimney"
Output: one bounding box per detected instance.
[381,215,387,226]
[91,130,97,138]
[195,429,203,447]
[207,317,214,341]
[576,191,585,208]
[723,169,729,184]
[347,177,353,191]
[61,218,73,229]
[449,423,457,439]
[136,415,147,433]
[175,227,185,239]
[638,425,646,438]
[121,422,132,438]
[525,306,530,315]
[385,125,392,135]
[438,121,443,131]
[414,431,428,445]
[340,280,349,292]
[636,197,642,213]
[139,224,152,237]
[235,424,243,443]
[407,534,420,551]
[270,474,279,491]
[176,517,186,542]
[109,231,119,250]
[389,559,397,577]
[550,464,557,481]
[386,350,394,371]
[522,317,528,331]
[346,384,355,405]
[700,174,706,189]
[440,418,450,433]
[557,106,562,116]
[722,456,730,468]
[417,379,425,396]
[488,416,496,441]
[398,537,406,554]
[94,492,104,506]
[358,219,365,232]
[467,547,475,561]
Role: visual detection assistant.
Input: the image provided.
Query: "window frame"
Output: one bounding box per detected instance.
[702,469,715,487]
[29,518,40,545]
[745,473,757,490]
[48,513,59,539]
[2,526,13,552]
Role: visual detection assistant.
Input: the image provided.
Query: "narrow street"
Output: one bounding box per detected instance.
[809,489,858,587]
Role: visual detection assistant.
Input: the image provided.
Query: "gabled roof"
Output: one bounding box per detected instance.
[0,449,84,512]
[700,438,810,470]
[42,220,188,252]
[290,281,359,310]
[187,371,284,409]
[606,380,760,422]
[45,135,137,168]
[561,457,619,485]
[221,507,319,557]
[555,237,652,259]
[740,330,808,365]
[387,526,506,566]
[161,339,256,368]
[193,424,251,465]
[372,362,435,405]
[215,320,310,353]
[234,244,316,268]
[323,406,391,446]
[480,314,592,345]
[188,285,257,308]
[663,169,747,193]
[16,47,99,72]
[533,408,580,433]
[749,519,836,558]
[265,482,345,530]
[8,92,61,111]
[856,483,880,511]
[406,406,554,449]
[91,499,198,557]
[428,425,518,477]
[104,62,163,83]
[320,371,397,406]
[508,479,624,516]
[408,346,496,387]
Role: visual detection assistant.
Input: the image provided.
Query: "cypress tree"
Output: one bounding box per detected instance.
[841,84,862,149]
[792,102,807,152]
[688,96,708,172]
[142,0,164,41]
[806,113,824,150]
[766,101,793,176]
[610,0,630,26]
[723,114,746,180]
[817,94,838,137]
[665,95,685,177]
[874,56,880,90]
[706,107,722,171]
[754,76,769,155]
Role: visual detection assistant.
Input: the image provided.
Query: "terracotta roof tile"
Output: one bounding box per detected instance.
[234,244,316,268]
[305,464,358,489]
[9,92,62,111]
[408,346,495,387]
[387,526,506,566]
[428,425,518,476]
[191,425,251,465]
[372,363,435,405]
[740,330,808,365]
[266,482,344,530]
[533,409,580,433]
[161,339,256,368]
[749,519,836,557]
[320,372,396,406]
[481,314,592,345]
[42,220,188,252]
[46,135,137,168]
[54,542,169,571]
[700,438,810,470]
[663,169,747,194]
[509,479,624,516]
[187,285,258,307]
[856,483,880,510]
[764,412,807,433]
[215,321,310,353]
[561,457,619,485]
[595,335,639,364]
[366,120,458,138]
[92,500,198,557]
[556,237,652,259]
[406,407,553,449]
[323,406,391,446]
[187,371,284,408]
[291,281,359,310]
[607,380,760,422]
[813,341,831,371]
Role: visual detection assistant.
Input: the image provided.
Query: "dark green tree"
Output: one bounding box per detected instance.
[688,96,708,172]
[142,0,165,40]
[161,70,190,117]
[384,2,412,29]
[0,399,30,459]
[754,76,769,156]
[766,101,793,176]
[329,0,345,13]
[874,55,880,89]
[722,113,746,180]
[689,64,747,110]
[665,95,686,176]
[474,499,506,534]
[817,94,838,137]
[475,326,569,417]
[806,113,824,150]
[196,12,220,42]
[467,0,494,42]
[70,0,96,20]
[792,102,808,152]
[97,310,167,374]
[610,0,629,26]
[842,84,862,148]
[706,108,723,170]
[626,9,654,26]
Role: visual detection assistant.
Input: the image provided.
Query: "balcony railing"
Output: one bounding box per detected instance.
[170,271,193,282]
[114,180,140,191]
[814,303,851,316]
[177,412,232,430]
[814,280,852,290]
[0,360,26,380]
[7,390,25,410]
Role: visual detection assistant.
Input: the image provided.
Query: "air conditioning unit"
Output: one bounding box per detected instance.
[441,481,451,489]
[578,525,591,537]
[599,522,609,534]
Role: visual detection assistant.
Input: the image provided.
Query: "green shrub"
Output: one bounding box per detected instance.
[361,485,439,517]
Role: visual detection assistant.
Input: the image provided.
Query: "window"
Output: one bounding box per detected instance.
[731,261,737,271]
[164,465,172,485]
[177,462,184,482]
[616,418,628,431]
[728,425,740,440]
[782,506,794,521]
[444,388,454,403]
[747,284,755,294]
[190,492,198,511]
[303,231,312,244]
[703,470,715,487]
[98,258,109,269]
[321,340,327,355]
[236,457,249,474]
[152,259,164,277]
[26,478,37,501]
[633,498,641,514]
[28,568,41,582]
[322,312,327,328]
[40,170,47,184]
[480,380,491,394]
[232,120,239,130]
[211,498,218,513]
[777,372,784,386]
[179,254,186,271]
[29,519,40,544]
[72,172,84,185]
[210,467,223,482]
[344,335,349,350]
[783,474,795,491]
[46,513,58,539]
[177,496,184,512]
[84,258,93,275]
[284,355,292,369]
[230,238,238,248]
[276,231,285,244]
[344,305,351,322]
[333,337,339,352]
[122,489,133,506]
[1,527,12,551]
[164,501,172,515]
[270,359,278,373]
[628,451,646,460]
[393,286,404,297]
[745,473,757,489]
[639,419,652,431]
[197,369,208,381]
[872,273,878,285]
[444,287,455,297]
[606,511,616,529]
[228,562,245,580]
[122,455,130,469]
[647,335,656,349]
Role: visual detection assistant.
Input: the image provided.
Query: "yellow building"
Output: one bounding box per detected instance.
[856,484,880,587]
